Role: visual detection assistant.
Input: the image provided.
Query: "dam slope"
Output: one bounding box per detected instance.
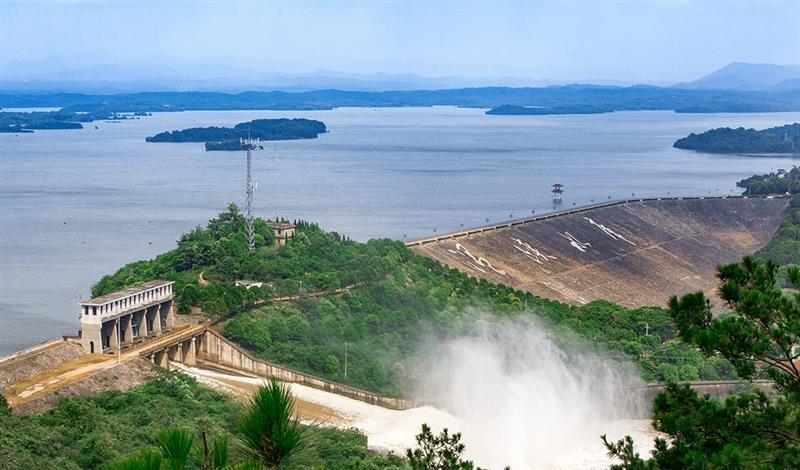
[410,197,789,308]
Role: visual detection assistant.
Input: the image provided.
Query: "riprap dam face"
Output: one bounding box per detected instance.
[410,197,790,308]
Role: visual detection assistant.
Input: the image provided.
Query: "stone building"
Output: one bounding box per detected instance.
[79,280,175,354]
[267,221,296,246]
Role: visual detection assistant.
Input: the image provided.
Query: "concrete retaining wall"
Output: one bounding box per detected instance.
[199,329,414,410]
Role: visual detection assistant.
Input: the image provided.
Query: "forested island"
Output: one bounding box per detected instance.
[674,122,800,154]
[146,118,327,150]
[0,110,149,133]
[486,104,611,115]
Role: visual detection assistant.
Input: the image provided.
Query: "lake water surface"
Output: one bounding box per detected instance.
[1,107,799,354]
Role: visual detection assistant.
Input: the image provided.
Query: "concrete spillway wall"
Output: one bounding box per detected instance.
[410,196,790,308]
[196,329,414,410]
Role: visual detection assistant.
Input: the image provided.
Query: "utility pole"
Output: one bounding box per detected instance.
[344,342,348,381]
[241,137,260,252]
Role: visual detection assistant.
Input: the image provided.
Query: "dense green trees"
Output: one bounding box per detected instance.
[604,258,800,468]
[755,195,800,265]
[674,123,800,154]
[737,167,800,195]
[407,425,490,470]
[0,394,10,417]
[0,371,399,469]
[236,378,305,467]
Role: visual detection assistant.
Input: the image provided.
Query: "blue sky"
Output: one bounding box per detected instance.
[2,0,799,84]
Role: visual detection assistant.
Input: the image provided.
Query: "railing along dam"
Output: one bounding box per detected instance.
[141,325,413,410]
[408,196,791,308]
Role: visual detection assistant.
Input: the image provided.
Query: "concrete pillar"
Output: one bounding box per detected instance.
[108,318,120,351]
[123,314,133,346]
[196,332,206,359]
[137,309,148,338]
[157,350,168,368]
[183,337,197,367]
[168,343,181,362]
[151,306,162,335]
[163,300,176,328]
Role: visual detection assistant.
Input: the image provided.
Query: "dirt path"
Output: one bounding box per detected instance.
[4,323,205,408]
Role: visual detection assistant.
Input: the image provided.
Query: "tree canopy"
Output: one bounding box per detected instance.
[604,258,800,468]
[674,123,800,154]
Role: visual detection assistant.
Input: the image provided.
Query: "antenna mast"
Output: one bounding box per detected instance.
[241,137,260,251]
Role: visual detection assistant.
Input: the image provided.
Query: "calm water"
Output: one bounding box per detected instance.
[1,107,799,354]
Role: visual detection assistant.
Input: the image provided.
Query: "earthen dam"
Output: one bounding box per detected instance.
[409,196,790,309]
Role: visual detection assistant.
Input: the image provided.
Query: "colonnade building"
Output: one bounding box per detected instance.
[79,280,175,354]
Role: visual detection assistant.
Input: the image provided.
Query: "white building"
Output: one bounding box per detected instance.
[79,280,175,354]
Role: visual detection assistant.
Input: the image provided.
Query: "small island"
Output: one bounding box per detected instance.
[145,118,327,150]
[0,110,146,133]
[486,104,612,115]
[674,123,800,155]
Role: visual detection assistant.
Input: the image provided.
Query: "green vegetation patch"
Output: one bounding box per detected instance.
[0,371,399,470]
[755,195,800,265]
[737,166,800,195]
[674,123,800,154]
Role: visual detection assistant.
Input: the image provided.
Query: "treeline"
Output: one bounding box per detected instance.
[93,205,735,397]
[3,85,800,114]
[674,122,800,154]
[737,166,800,195]
[145,118,327,150]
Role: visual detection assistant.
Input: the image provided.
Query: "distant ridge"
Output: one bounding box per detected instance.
[675,62,800,91]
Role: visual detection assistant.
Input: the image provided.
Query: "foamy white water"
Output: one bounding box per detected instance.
[177,328,658,470]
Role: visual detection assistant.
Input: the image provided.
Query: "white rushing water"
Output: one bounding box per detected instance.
[177,318,658,469]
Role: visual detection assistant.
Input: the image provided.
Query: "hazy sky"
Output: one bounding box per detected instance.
[2,0,799,84]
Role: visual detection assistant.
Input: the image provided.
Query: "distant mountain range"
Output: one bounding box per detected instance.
[2,62,798,94]
[2,85,799,115]
[674,63,800,92]
[2,63,799,115]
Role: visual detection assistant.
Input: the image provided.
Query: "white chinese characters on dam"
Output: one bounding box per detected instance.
[582,217,636,246]
[510,238,557,265]
[559,232,592,253]
[447,243,506,275]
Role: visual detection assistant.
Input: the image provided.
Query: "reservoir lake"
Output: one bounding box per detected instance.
[1,106,799,354]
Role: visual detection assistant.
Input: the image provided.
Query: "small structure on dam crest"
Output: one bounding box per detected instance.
[79,280,175,353]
